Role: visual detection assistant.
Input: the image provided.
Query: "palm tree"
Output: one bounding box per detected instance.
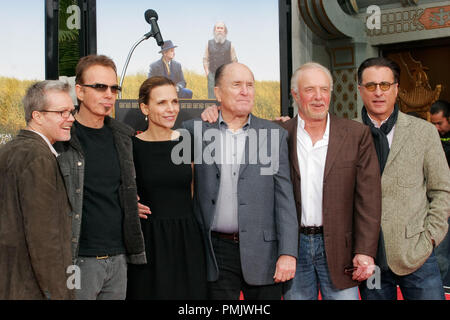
[58,0,80,77]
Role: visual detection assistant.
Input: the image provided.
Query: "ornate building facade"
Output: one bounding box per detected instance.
[291,0,450,119]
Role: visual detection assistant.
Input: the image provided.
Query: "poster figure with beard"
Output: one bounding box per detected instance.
[203,22,238,99]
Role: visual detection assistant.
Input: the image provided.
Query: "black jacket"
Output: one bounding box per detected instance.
[54,117,146,265]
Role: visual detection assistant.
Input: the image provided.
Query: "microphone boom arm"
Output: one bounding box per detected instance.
[118,31,156,99]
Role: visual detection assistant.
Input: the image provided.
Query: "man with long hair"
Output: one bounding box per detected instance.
[203,21,238,99]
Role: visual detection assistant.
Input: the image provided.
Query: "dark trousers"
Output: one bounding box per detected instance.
[208,236,282,300]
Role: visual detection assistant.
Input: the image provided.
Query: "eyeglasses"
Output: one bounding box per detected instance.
[40,109,76,119]
[81,83,122,94]
[361,81,397,92]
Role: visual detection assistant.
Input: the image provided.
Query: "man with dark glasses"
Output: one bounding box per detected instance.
[79,83,122,94]
[357,57,449,300]
[54,55,147,300]
[0,81,75,299]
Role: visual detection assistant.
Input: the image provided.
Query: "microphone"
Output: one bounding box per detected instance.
[144,9,164,46]
[118,9,164,99]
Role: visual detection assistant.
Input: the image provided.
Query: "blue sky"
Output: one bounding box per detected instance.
[0,0,280,81]
[0,1,45,80]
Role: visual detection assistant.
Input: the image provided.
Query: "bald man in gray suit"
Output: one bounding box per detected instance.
[182,62,298,300]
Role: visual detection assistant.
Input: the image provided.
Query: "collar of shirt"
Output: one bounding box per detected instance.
[296,113,330,228]
[297,112,330,148]
[218,111,251,132]
[367,112,389,129]
[366,112,396,148]
[28,129,59,157]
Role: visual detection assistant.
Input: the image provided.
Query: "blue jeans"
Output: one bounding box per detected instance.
[284,233,359,300]
[359,251,445,300]
[75,254,127,300]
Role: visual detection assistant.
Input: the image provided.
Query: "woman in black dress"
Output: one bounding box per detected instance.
[126,76,207,300]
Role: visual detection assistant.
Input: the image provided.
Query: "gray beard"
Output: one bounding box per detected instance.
[214,33,226,44]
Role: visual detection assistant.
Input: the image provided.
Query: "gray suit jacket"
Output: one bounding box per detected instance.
[182,115,298,285]
[379,112,449,275]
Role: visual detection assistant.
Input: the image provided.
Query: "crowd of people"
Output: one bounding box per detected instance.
[0,52,449,300]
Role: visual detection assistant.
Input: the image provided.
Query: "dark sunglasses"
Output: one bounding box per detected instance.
[81,83,122,94]
[40,109,76,119]
[361,81,397,92]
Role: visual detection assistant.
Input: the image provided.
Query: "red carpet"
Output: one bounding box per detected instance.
[239,288,450,300]
[395,287,450,300]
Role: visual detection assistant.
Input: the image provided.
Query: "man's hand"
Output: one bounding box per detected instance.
[274,116,291,122]
[351,254,375,282]
[201,105,220,123]
[137,195,151,219]
[273,255,296,283]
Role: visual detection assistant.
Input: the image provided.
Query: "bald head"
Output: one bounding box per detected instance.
[214,62,254,88]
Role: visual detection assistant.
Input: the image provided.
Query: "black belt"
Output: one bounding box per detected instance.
[211,231,239,243]
[300,226,323,235]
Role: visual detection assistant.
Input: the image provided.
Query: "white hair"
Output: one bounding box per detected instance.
[213,21,228,35]
[291,62,333,94]
[290,62,333,110]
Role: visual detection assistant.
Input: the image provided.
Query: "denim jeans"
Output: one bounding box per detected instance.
[359,251,445,300]
[75,254,127,300]
[284,233,359,300]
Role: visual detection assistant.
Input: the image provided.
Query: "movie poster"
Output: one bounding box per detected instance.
[0,0,281,143]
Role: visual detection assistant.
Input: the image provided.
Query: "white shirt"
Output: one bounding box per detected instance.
[367,113,395,148]
[28,129,59,157]
[297,113,330,227]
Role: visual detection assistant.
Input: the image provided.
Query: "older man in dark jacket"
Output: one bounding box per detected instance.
[0,80,75,299]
